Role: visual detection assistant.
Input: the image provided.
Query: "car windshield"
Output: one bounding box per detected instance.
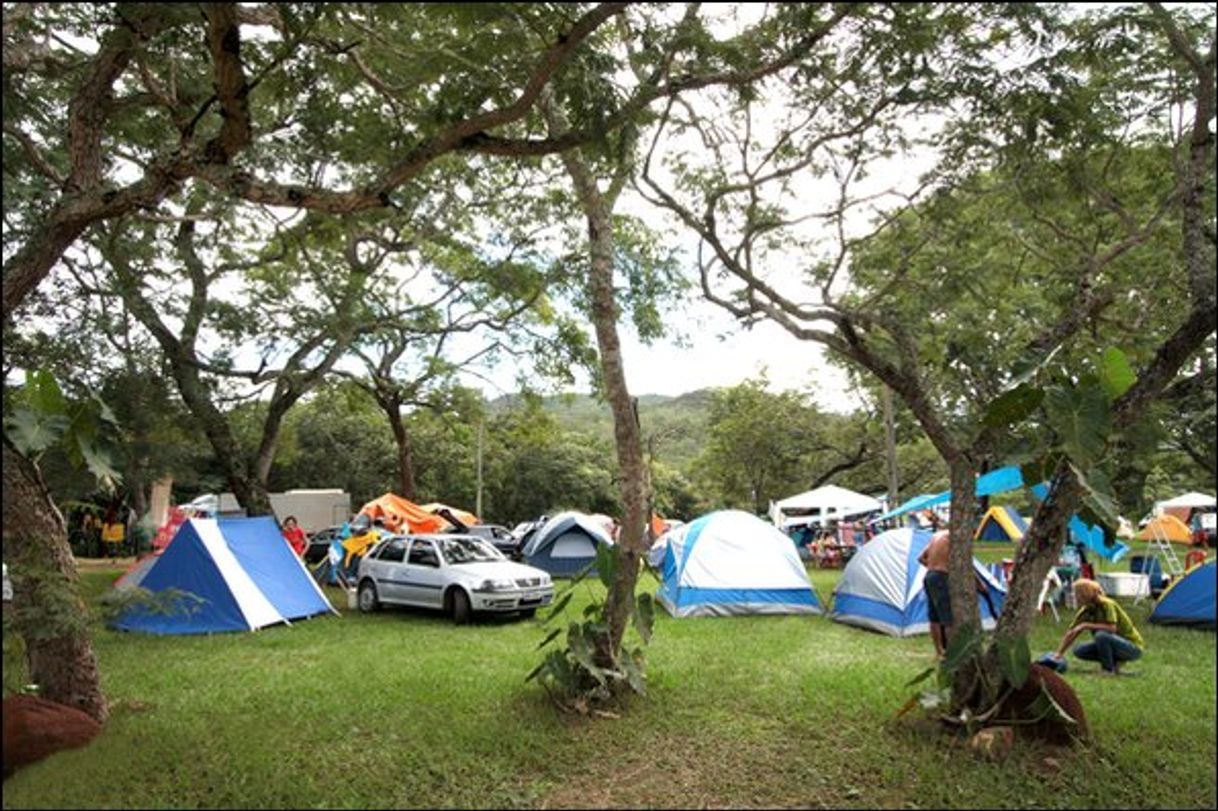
[437,537,503,565]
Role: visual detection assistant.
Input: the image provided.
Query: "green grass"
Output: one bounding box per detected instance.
[3,550,1215,809]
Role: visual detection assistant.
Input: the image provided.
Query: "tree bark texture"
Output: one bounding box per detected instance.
[2,440,108,724]
[383,396,418,500]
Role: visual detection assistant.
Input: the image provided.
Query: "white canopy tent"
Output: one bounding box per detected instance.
[1155,492,1217,511]
[768,485,883,529]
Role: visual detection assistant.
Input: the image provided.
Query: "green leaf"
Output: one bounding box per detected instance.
[542,592,573,625]
[995,635,1031,688]
[622,648,647,695]
[1097,347,1136,401]
[79,442,122,492]
[981,384,1045,429]
[1043,383,1111,466]
[1009,343,1064,389]
[941,623,980,675]
[27,369,68,416]
[567,624,606,687]
[596,542,617,590]
[633,592,655,645]
[536,627,562,650]
[1070,462,1122,530]
[4,410,69,455]
[905,665,938,688]
[1020,454,1060,493]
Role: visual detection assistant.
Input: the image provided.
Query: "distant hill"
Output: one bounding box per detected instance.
[488,389,716,467]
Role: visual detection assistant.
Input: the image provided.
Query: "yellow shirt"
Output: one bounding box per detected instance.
[1070,595,1145,649]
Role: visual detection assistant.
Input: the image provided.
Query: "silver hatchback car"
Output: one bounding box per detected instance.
[356,534,554,624]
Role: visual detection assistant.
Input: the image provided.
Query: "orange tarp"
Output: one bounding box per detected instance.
[358,493,448,534]
[419,502,480,527]
[650,513,670,538]
[1137,514,1194,545]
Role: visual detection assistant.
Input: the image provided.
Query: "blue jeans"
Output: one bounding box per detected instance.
[1074,631,1142,672]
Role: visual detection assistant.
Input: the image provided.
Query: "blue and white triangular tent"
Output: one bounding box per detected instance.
[830,527,1006,636]
[112,517,337,634]
[648,509,822,617]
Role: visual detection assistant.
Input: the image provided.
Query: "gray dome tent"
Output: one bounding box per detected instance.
[520,511,614,577]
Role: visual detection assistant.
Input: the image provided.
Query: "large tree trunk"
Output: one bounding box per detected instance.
[584,202,650,663]
[381,396,418,499]
[2,440,108,724]
[945,457,981,641]
[545,97,650,670]
[995,460,1080,642]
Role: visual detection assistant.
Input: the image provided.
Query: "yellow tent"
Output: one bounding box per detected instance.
[973,505,1028,542]
[1137,514,1194,545]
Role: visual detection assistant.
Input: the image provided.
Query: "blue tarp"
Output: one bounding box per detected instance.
[872,465,1129,562]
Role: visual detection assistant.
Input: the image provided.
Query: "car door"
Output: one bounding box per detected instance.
[403,539,446,608]
[369,538,408,604]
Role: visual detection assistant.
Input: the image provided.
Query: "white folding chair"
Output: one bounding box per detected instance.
[1037,568,1064,622]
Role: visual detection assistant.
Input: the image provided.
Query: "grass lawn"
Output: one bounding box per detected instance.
[3,543,1215,809]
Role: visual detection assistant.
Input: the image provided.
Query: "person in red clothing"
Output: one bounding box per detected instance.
[282,515,307,557]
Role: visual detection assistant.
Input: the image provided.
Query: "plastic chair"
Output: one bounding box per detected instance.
[1037,568,1064,622]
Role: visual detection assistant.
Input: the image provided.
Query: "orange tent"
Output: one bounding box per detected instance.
[650,513,670,538]
[1137,514,1194,545]
[358,493,448,534]
[419,502,480,528]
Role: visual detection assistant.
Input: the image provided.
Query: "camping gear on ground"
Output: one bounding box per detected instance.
[1149,561,1215,630]
[1036,652,1068,673]
[111,516,337,634]
[1129,555,1167,593]
[830,526,1007,637]
[519,511,614,577]
[974,506,1028,542]
[649,509,822,618]
[1132,515,1189,602]
[358,493,449,535]
[420,502,480,528]
[769,485,882,530]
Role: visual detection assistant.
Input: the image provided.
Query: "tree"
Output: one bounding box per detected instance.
[639,1,1214,720]
[3,371,122,723]
[3,3,640,321]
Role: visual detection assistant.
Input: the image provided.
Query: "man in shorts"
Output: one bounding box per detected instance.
[918,528,952,657]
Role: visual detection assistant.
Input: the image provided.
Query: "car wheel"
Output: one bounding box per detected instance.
[357,580,380,613]
[450,588,472,625]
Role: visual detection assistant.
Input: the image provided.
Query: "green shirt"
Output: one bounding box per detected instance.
[1070,595,1145,649]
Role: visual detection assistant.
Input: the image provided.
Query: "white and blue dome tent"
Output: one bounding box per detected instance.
[112,516,337,635]
[650,509,822,618]
[830,527,1006,636]
[520,511,614,577]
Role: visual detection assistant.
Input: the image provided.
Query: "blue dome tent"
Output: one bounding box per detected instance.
[1150,561,1215,630]
[520,511,614,577]
[648,510,822,617]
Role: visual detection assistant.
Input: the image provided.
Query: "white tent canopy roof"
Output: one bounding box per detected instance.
[1156,492,1217,510]
[770,485,882,526]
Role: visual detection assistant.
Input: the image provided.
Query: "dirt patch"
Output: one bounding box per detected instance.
[538,728,840,809]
